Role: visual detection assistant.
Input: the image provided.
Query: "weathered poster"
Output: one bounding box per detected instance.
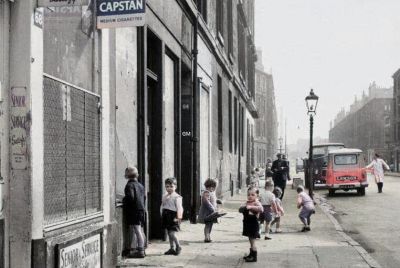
[58,234,101,268]
[38,0,89,7]
[10,87,29,170]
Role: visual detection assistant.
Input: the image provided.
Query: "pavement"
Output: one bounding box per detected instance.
[118,182,380,268]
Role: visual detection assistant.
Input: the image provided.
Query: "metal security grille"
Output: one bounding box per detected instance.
[43,75,101,225]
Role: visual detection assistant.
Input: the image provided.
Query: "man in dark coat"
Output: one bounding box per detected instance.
[123,166,146,258]
[272,153,289,200]
[282,154,291,181]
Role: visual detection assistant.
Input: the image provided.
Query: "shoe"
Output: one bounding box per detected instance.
[243,248,252,260]
[245,249,257,262]
[121,248,130,257]
[164,248,176,255]
[174,246,182,255]
[264,236,272,240]
[301,227,307,232]
[275,228,282,233]
[305,226,311,231]
[129,250,145,258]
[243,249,252,260]
[204,239,212,243]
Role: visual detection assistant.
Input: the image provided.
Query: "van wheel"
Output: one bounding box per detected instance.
[328,189,335,196]
[357,188,365,196]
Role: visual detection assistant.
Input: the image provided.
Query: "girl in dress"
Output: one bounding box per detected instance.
[160,177,184,255]
[198,178,226,242]
[366,153,390,193]
[239,187,263,262]
[270,187,284,233]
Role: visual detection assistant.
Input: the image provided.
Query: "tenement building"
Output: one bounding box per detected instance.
[329,82,392,164]
[391,68,400,171]
[254,49,278,167]
[0,0,258,266]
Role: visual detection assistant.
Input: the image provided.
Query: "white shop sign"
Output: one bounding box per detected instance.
[96,0,146,29]
[58,234,101,268]
[38,0,89,7]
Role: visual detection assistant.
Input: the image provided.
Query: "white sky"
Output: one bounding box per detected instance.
[255,0,400,144]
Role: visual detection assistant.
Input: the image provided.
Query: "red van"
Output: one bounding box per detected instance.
[325,148,368,196]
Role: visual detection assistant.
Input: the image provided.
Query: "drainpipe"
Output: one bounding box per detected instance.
[191,14,199,223]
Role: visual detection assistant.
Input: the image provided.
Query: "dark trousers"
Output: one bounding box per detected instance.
[377,182,383,193]
[273,179,287,200]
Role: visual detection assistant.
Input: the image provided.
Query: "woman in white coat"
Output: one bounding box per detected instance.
[366,153,390,193]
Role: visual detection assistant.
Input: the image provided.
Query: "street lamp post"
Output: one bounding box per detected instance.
[305,89,319,199]
[278,137,283,154]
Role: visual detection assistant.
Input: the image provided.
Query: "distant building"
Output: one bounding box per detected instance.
[329,83,392,162]
[254,49,278,167]
[391,69,400,171]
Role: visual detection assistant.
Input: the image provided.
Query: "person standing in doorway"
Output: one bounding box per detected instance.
[271,153,289,200]
[123,167,146,258]
[366,153,390,193]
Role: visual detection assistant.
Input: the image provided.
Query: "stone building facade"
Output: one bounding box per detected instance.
[391,69,400,171]
[254,49,278,167]
[0,0,258,266]
[329,83,393,163]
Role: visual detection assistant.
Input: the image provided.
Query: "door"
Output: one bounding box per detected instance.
[147,75,163,239]
[146,30,163,239]
[199,84,210,191]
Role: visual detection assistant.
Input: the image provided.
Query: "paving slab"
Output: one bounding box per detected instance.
[118,185,378,268]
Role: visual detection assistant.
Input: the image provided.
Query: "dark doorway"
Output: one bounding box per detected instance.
[180,64,193,220]
[146,30,163,239]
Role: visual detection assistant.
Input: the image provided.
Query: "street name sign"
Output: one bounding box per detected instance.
[38,0,89,7]
[96,0,146,29]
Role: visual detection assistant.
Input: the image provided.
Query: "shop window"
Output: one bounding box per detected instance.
[43,77,101,225]
[43,5,95,93]
[43,5,101,225]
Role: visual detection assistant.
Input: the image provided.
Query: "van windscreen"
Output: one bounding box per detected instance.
[334,154,357,165]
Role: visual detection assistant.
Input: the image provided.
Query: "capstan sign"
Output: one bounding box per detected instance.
[96,0,146,28]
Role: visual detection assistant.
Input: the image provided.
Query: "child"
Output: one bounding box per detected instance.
[250,169,259,188]
[122,167,146,258]
[239,187,263,262]
[270,187,284,233]
[366,153,390,193]
[198,178,226,242]
[160,177,184,255]
[258,180,276,240]
[296,185,315,232]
